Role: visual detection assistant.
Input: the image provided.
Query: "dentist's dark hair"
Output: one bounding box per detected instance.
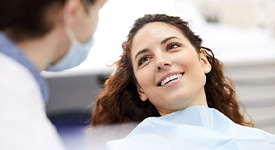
[91,14,253,127]
[0,0,95,42]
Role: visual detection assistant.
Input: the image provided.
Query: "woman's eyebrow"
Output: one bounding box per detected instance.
[135,49,149,60]
[134,36,180,60]
[161,36,180,44]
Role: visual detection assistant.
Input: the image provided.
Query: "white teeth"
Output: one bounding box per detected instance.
[160,73,182,86]
[169,76,173,81]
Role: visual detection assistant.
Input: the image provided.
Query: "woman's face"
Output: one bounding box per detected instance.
[131,22,211,116]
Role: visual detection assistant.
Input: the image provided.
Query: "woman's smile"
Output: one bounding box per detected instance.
[157,72,184,87]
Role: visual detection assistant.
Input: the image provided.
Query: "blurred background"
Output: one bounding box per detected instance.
[42,0,275,149]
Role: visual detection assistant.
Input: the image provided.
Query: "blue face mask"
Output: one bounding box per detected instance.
[47,6,97,72]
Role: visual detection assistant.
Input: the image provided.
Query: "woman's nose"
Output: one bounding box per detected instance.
[155,54,171,71]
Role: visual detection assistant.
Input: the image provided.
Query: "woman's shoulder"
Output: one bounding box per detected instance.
[107,106,275,150]
[106,118,171,150]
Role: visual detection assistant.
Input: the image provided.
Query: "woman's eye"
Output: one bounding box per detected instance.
[167,43,180,50]
[138,56,151,66]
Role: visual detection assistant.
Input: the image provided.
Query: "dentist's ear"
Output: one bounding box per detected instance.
[62,0,82,26]
[137,85,148,101]
[199,48,212,74]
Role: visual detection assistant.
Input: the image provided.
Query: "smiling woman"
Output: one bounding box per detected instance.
[91,14,275,149]
[92,14,248,125]
[131,22,211,116]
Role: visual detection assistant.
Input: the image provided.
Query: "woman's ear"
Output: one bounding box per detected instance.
[137,84,148,101]
[199,48,212,74]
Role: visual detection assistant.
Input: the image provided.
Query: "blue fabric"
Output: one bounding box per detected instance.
[107,105,275,150]
[0,31,48,104]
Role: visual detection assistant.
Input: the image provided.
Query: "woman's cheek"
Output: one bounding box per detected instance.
[137,68,152,87]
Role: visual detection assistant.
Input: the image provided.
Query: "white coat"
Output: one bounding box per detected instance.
[0,32,64,150]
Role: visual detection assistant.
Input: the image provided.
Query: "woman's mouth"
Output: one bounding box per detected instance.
[157,72,184,86]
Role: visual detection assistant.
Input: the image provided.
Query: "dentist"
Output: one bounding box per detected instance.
[0,0,106,149]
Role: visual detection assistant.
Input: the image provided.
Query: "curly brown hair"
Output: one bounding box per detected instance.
[91,14,253,126]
